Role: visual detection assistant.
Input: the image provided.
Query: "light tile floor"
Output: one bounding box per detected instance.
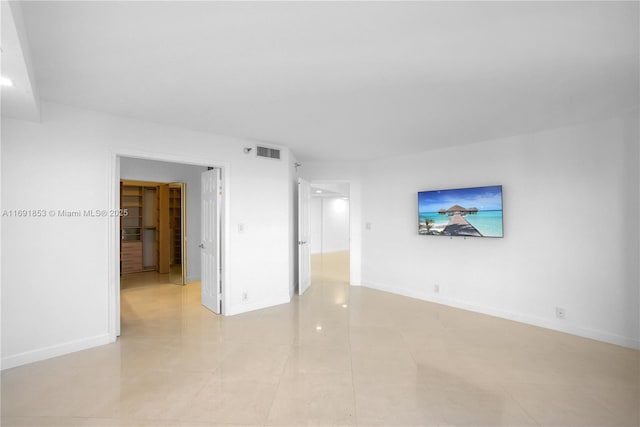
[2,251,639,426]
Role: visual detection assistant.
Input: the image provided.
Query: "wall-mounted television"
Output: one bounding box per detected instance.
[418,185,503,237]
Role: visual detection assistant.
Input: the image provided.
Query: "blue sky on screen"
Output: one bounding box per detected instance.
[418,185,503,213]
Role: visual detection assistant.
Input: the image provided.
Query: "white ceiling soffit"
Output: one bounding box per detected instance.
[18,1,640,161]
[311,189,343,199]
[311,182,350,198]
[1,1,40,122]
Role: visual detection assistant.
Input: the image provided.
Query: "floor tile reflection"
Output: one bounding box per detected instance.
[2,251,638,426]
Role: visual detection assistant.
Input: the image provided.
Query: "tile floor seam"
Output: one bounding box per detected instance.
[582,384,640,427]
[346,297,359,426]
[499,382,542,427]
[263,340,295,426]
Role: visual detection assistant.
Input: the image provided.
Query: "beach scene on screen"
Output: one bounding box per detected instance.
[418,185,503,237]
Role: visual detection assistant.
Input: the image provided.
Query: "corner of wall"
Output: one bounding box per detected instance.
[225,292,291,317]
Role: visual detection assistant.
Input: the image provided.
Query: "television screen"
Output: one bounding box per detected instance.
[418,185,503,237]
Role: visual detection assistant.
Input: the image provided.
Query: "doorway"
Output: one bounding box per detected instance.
[119,179,187,290]
[309,182,351,286]
[110,153,227,338]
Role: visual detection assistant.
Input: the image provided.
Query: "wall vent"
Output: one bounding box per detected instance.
[256,146,281,160]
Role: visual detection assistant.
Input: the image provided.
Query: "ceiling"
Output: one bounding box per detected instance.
[0,1,40,121]
[2,1,638,161]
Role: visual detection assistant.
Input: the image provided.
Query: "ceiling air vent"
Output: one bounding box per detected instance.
[256,146,281,160]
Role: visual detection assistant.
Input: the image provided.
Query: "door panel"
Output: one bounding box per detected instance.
[201,169,221,314]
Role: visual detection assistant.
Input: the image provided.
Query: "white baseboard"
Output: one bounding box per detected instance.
[362,280,640,350]
[225,293,291,316]
[1,334,114,371]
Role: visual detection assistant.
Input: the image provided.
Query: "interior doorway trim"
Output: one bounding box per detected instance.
[108,149,230,340]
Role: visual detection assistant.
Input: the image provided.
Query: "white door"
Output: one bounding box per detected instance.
[201,168,222,314]
[298,178,311,295]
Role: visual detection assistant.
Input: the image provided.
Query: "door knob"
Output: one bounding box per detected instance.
[199,243,205,249]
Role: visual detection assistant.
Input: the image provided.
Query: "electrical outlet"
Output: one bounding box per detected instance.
[242,292,248,302]
[555,307,566,319]
[434,284,440,293]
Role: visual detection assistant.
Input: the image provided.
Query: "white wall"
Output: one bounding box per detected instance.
[120,157,207,282]
[310,197,350,254]
[323,198,350,253]
[361,112,640,348]
[0,118,3,369]
[310,197,322,254]
[1,101,293,368]
[632,111,640,347]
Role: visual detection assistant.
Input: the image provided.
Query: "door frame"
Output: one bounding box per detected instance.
[297,178,311,295]
[168,182,188,285]
[108,149,229,340]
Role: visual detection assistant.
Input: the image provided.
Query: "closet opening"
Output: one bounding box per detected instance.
[120,179,186,289]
